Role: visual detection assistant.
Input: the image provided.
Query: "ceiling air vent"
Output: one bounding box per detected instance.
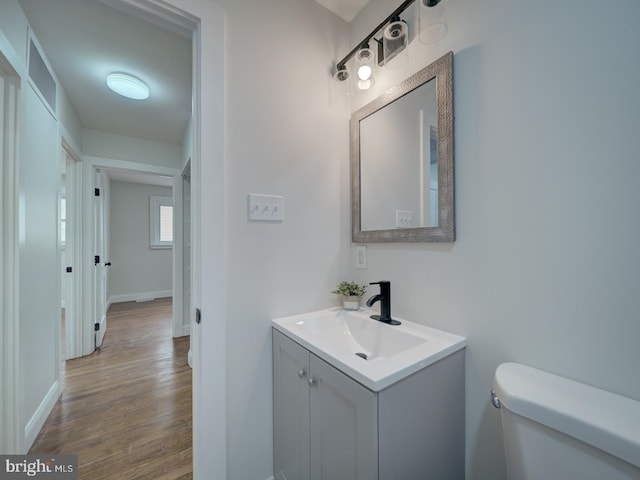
[28,39,56,112]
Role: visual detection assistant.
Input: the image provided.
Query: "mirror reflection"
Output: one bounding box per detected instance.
[360,79,438,230]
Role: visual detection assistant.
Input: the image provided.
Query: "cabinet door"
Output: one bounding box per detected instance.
[309,354,378,480]
[273,330,311,480]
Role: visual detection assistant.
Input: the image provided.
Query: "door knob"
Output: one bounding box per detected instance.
[307,377,316,387]
[297,369,306,379]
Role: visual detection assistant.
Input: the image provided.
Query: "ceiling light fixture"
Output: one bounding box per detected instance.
[106,72,150,100]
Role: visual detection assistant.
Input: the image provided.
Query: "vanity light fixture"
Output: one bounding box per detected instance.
[106,72,150,100]
[333,0,448,85]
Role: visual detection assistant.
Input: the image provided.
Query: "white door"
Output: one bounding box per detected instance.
[93,170,107,348]
[61,144,78,359]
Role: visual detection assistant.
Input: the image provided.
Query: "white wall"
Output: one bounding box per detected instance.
[349,0,640,478]
[210,0,350,478]
[19,83,60,450]
[58,86,82,148]
[108,181,173,303]
[83,128,182,168]
[0,1,28,63]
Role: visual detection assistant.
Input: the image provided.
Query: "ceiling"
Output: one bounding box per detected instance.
[18,0,365,186]
[314,0,371,22]
[19,0,192,146]
[18,0,367,148]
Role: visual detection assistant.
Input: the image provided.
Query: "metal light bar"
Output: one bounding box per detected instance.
[336,0,416,70]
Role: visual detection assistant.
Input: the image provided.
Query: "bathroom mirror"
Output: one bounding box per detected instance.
[352,51,454,242]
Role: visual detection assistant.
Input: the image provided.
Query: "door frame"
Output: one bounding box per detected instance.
[81,156,183,354]
[0,29,23,455]
[182,160,192,363]
[89,1,228,477]
[1,1,230,465]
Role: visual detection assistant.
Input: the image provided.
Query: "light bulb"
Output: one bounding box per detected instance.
[357,65,372,81]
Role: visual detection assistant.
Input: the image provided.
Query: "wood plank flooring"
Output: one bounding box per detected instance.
[29,298,192,480]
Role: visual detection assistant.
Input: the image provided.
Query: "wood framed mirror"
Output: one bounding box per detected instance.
[351,51,454,243]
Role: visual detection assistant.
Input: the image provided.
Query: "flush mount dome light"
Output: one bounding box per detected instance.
[106,72,150,100]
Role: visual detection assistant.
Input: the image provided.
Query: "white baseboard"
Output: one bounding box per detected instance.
[182,323,191,336]
[187,348,193,369]
[24,380,60,452]
[108,290,172,305]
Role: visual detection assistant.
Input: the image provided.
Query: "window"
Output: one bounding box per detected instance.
[150,195,173,248]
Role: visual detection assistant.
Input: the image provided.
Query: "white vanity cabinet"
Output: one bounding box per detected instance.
[273,329,465,480]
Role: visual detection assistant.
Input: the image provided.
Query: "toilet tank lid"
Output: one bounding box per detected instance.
[494,362,640,469]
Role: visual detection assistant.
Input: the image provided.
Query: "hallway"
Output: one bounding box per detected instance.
[29,298,192,479]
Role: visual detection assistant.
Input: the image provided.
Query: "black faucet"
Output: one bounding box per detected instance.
[366,281,401,325]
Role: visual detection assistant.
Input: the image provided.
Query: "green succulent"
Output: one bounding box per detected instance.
[331,281,367,297]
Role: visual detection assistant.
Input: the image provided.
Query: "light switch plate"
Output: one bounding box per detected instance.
[396,209,414,228]
[248,194,284,222]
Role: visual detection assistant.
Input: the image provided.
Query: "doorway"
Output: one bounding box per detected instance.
[6,0,226,473]
[83,159,184,355]
[0,0,226,466]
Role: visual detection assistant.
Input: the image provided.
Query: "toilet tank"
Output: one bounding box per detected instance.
[493,363,640,480]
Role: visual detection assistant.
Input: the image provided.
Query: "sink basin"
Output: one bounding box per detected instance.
[272,307,466,391]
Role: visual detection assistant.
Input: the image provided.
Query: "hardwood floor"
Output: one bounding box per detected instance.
[29,298,192,480]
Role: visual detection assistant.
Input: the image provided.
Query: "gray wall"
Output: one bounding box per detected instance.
[108,181,173,303]
[349,0,640,478]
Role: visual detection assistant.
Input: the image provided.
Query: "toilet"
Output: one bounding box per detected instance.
[492,362,640,480]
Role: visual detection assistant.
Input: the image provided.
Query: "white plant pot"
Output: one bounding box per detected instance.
[342,295,361,311]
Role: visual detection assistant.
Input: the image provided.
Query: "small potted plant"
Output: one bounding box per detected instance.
[331,281,368,310]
